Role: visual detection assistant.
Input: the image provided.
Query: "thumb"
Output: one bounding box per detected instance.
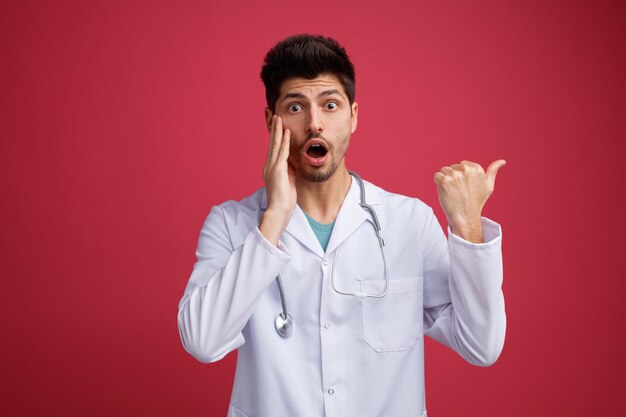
[485,159,506,189]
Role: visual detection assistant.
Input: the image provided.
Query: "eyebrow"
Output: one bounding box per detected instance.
[280,89,343,103]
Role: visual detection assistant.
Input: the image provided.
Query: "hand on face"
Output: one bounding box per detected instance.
[259,115,297,245]
[433,159,506,242]
[273,75,357,183]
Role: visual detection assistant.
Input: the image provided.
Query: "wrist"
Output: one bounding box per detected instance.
[448,216,484,243]
[259,209,292,245]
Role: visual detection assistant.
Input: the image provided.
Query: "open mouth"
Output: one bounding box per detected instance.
[304,139,329,160]
[306,143,328,158]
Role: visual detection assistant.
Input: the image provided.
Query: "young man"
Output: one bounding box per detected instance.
[178,34,506,417]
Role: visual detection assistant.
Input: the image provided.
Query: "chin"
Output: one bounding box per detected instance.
[299,163,338,182]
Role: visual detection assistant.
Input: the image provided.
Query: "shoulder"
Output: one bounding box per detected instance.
[201,188,266,247]
[215,187,265,220]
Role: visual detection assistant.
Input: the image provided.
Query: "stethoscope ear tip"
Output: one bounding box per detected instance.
[275,313,295,338]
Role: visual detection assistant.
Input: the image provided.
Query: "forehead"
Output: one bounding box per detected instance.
[279,74,347,99]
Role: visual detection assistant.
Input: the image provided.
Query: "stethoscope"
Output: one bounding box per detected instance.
[274,170,390,338]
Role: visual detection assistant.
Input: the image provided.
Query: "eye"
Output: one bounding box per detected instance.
[288,104,302,112]
[325,102,338,110]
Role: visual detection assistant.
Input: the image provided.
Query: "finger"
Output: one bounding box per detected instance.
[269,115,283,164]
[433,172,446,184]
[440,166,454,175]
[266,115,277,161]
[485,159,507,188]
[460,160,484,172]
[272,116,283,163]
[460,160,479,167]
[287,160,296,182]
[278,128,291,162]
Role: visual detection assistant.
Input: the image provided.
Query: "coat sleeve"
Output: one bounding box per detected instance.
[421,207,506,366]
[177,205,291,363]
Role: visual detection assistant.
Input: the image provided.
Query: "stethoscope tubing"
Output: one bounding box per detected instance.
[274,170,390,338]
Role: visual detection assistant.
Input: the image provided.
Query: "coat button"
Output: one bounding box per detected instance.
[328,388,335,395]
[322,259,329,266]
[324,322,331,329]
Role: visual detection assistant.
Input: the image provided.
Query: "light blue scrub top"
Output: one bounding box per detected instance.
[303,212,335,252]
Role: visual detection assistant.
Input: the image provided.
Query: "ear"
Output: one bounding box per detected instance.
[264,107,274,132]
[350,102,359,134]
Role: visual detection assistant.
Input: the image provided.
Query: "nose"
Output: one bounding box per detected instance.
[305,107,323,135]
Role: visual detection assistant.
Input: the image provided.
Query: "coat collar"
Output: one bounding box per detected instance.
[325,175,380,255]
[259,173,381,257]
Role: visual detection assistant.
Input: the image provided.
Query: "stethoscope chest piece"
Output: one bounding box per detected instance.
[270,170,388,339]
[275,313,295,338]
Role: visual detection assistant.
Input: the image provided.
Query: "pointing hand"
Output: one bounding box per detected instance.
[433,159,506,243]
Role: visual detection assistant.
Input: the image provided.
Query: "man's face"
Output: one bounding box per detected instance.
[266,74,358,182]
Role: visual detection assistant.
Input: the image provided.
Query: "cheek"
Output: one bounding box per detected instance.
[279,114,299,132]
[340,114,353,132]
[281,120,294,132]
[338,117,353,141]
[288,135,302,158]
[278,118,300,150]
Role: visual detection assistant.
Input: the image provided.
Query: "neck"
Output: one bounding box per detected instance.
[296,164,352,224]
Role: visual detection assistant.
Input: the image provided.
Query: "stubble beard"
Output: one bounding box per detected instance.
[298,160,339,182]
[294,132,348,183]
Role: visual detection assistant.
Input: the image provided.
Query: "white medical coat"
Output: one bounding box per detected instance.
[178,177,506,417]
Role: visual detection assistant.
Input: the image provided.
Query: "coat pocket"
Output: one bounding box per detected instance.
[361,277,424,352]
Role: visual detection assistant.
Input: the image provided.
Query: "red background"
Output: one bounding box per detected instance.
[2,0,625,416]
